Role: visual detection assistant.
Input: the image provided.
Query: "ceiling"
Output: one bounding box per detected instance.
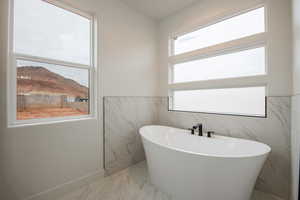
[120,0,201,20]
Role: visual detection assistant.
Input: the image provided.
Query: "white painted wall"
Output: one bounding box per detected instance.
[0,0,158,199]
[292,0,300,95]
[292,0,300,199]
[0,0,294,199]
[0,0,15,199]
[63,0,158,97]
[158,0,293,97]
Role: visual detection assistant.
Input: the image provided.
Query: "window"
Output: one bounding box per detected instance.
[169,6,267,117]
[171,87,266,116]
[173,47,265,83]
[174,7,265,55]
[9,0,95,125]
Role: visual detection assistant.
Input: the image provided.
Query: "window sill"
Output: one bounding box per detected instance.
[168,109,267,118]
[7,115,97,128]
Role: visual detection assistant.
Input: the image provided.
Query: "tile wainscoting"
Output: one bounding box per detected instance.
[104,96,291,200]
[291,94,300,200]
[104,97,161,174]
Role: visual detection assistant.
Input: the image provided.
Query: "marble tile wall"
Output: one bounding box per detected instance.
[103,97,161,174]
[291,94,300,200]
[104,96,291,200]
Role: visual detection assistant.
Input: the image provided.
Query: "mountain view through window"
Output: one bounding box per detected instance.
[17,60,89,120]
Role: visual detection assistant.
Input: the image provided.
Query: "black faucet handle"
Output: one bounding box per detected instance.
[207,131,214,138]
[188,128,195,135]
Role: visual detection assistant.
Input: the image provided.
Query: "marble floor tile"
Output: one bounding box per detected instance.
[55,161,284,200]
[251,190,284,200]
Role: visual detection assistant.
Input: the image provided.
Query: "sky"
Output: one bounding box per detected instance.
[14,0,91,87]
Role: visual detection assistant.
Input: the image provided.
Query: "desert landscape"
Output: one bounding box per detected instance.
[17,66,89,120]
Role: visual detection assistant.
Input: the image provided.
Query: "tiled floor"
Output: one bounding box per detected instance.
[56,161,283,200]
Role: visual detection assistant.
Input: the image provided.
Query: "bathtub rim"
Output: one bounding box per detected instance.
[140,125,271,159]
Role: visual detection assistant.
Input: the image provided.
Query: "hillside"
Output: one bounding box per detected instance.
[17,66,88,98]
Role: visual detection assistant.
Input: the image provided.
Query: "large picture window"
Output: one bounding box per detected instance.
[169,6,267,117]
[9,0,95,125]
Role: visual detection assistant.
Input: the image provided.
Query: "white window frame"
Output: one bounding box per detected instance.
[168,4,268,117]
[7,0,98,127]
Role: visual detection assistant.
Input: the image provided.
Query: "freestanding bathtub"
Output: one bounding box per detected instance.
[140,125,271,200]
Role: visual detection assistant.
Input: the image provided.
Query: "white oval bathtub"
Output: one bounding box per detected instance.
[140,125,271,200]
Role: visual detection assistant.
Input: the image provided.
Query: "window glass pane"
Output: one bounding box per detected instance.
[17,60,89,120]
[14,0,91,65]
[173,47,265,83]
[171,87,265,116]
[174,7,265,55]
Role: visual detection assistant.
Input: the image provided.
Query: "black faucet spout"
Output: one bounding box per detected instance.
[197,124,203,136]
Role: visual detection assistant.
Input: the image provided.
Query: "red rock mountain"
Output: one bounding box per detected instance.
[17,66,88,98]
